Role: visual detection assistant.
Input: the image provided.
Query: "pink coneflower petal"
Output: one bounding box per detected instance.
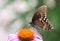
[32,33,43,41]
[8,34,20,41]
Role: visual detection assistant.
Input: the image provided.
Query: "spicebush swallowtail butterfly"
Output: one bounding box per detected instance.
[30,5,53,31]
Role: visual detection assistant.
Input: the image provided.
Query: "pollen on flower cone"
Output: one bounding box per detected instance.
[18,28,34,41]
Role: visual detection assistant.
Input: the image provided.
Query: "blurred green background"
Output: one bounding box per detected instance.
[0,0,60,41]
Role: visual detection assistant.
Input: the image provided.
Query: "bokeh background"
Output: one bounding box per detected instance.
[0,0,60,41]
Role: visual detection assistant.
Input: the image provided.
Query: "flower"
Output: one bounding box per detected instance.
[8,28,43,41]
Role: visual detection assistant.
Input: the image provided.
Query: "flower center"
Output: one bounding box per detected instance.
[18,28,34,41]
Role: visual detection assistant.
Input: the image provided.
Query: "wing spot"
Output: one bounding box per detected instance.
[43,24,46,30]
[44,18,45,20]
[39,18,42,21]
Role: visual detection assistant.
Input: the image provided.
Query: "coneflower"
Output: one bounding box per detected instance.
[8,28,43,41]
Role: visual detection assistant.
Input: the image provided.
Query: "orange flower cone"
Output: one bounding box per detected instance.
[18,28,34,41]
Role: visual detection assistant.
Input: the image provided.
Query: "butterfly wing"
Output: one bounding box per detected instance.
[31,5,52,31]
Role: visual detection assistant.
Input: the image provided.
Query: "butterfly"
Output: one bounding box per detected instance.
[30,5,53,31]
